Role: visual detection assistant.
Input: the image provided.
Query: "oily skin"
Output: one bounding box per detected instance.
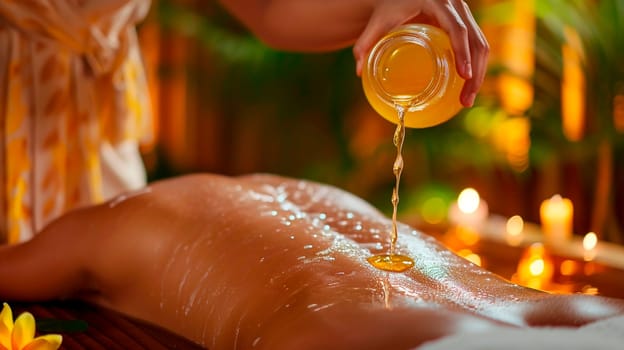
[1,174,623,349]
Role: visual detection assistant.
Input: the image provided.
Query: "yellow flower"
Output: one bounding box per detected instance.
[0,303,62,350]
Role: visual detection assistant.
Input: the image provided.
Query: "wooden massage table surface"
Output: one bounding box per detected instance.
[12,301,204,350]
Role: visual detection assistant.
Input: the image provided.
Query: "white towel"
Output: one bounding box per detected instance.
[418,316,624,350]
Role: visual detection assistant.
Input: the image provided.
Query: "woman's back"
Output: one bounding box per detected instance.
[2,173,624,349]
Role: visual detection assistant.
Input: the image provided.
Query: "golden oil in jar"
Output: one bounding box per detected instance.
[361,24,464,128]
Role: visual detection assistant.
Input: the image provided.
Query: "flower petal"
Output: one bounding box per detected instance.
[12,312,36,350]
[22,335,63,350]
[0,304,14,349]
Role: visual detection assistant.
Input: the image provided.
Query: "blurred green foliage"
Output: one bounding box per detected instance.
[152,0,623,238]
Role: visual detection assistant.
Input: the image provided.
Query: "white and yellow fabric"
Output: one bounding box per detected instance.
[0,0,153,243]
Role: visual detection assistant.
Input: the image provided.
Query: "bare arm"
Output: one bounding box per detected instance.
[218,0,373,52]
[0,193,158,303]
[0,211,93,301]
[219,0,489,106]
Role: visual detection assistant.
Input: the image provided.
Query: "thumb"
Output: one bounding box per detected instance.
[353,15,400,76]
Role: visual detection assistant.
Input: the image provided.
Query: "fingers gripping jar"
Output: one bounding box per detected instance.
[362,24,464,128]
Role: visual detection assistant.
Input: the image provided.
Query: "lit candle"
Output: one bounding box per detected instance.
[539,194,573,246]
[448,188,489,231]
[514,242,554,291]
[505,215,524,246]
[582,231,598,261]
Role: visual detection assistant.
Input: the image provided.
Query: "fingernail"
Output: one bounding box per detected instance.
[464,62,473,79]
[356,59,363,76]
[467,92,476,106]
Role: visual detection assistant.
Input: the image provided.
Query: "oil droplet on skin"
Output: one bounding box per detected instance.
[367,254,414,273]
[368,105,415,272]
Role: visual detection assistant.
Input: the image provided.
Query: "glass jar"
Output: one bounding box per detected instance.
[362,24,464,128]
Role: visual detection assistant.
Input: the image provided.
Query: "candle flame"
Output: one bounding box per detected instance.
[529,259,545,276]
[583,232,598,251]
[506,215,524,236]
[514,243,554,291]
[457,188,480,214]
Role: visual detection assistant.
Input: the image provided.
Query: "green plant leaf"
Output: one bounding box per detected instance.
[35,319,88,333]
